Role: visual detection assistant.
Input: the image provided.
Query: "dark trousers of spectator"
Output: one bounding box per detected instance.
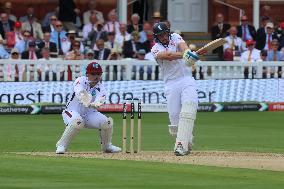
[192,67,204,80]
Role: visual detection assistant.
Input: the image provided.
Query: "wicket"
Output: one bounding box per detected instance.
[122,100,142,154]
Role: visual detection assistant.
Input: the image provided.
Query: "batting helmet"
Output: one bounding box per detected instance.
[86,62,103,75]
[153,22,171,47]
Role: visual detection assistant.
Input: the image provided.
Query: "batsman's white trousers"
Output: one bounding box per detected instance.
[164,76,198,125]
[62,109,108,129]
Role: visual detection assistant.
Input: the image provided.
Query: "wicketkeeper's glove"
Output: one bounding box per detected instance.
[78,90,92,107]
[90,96,106,108]
[183,49,199,66]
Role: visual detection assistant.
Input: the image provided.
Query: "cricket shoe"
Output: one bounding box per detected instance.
[104,144,122,153]
[56,145,66,154]
[174,142,190,156]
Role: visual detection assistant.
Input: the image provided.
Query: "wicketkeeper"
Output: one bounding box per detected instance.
[55,62,121,154]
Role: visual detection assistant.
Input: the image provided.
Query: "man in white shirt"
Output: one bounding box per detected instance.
[224,26,246,58]
[103,9,120,34]
[82,13,98,40]
[83,0,104,25]
[56,62,121,154]
[240,40,261,78]
[115,23,131,48]
[151,22,205,156]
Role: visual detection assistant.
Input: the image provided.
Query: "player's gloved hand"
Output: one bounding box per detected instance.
[183,49,199,66]
[90,96,106,108]
[78,90,92,107]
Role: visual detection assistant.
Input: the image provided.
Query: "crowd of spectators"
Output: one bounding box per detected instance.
[210,9,284,78]
[211,12,284,62]
[0,0,165,81]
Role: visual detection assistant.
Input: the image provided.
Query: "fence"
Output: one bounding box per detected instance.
[0,59,284,81]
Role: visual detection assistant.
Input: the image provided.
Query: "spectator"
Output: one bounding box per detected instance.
[104,32,122,54]
[41,6,59,27]
[65,40,84,80]
[21,40,42,60]
[122,31,143,58]
[19,7,37,23]
[2,1,17,22]
[152,11,162,24]
[74,8,82,30]
[211,13,231,60]
[240,40,261,79]
[65,40,84,60]
[82,13,98,40]
[58,0,77,31]
[103,9,120,34]
[9,48,22,81]
[83,0,104,25]
[39,47,58,81]
[260,5,273,27]
[237,15,256,42]
[127,13,142,34]
[139,21,152,43]
[5,21,22,49]
[14,30,32,53]
[0,12,14,40]
[261,49,268,61]
[267,39,284,61]
[62,30,84,54]
[50,20,67,55]
[107,48,121,60]
[260,49,269,78]
[88,21,108,49]
[255,22,278,51]
[223,26,246,60]
[115,23,131,48]
[240,40,261,62]
[107,48,122,80]
[22,13,43,40]
[37,32,57,54]
[278,22,284,51]
[267,39,283,77]
[85,48,95,60]
[141,29,155,52]
[94,39,111,60]
[0,43,9,58]
[21,41,43,81]
[42,15,57,33]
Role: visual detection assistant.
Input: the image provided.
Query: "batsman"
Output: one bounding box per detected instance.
[151,22,206,156]
[55,62,121,154]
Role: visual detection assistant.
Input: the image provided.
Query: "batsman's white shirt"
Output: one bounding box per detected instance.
[151,33,198,125]
[63,76,108,129]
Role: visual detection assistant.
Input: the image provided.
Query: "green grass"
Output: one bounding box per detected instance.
[0,112,284,188]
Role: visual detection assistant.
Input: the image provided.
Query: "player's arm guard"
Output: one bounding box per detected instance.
[90,95,106,108]
[183,49,199,66]
[78,90,92,108]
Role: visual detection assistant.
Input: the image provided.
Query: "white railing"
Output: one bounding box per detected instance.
[0,59,160,82]
[1,59,284,81]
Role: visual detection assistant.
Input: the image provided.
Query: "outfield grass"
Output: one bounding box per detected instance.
[0,112,284,188]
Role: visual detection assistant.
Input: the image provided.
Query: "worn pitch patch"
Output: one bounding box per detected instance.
[16,151,284,172]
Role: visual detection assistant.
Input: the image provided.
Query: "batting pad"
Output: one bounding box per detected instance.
[56,115,85,149]
[175,101,197,151]
[56,127,82,150]
[99,117,113,152]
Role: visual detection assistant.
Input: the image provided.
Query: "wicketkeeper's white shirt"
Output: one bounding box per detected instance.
[66,76,106,116]
[151,33,194,84]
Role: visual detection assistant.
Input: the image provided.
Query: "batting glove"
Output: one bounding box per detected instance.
[183,49,199,66]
